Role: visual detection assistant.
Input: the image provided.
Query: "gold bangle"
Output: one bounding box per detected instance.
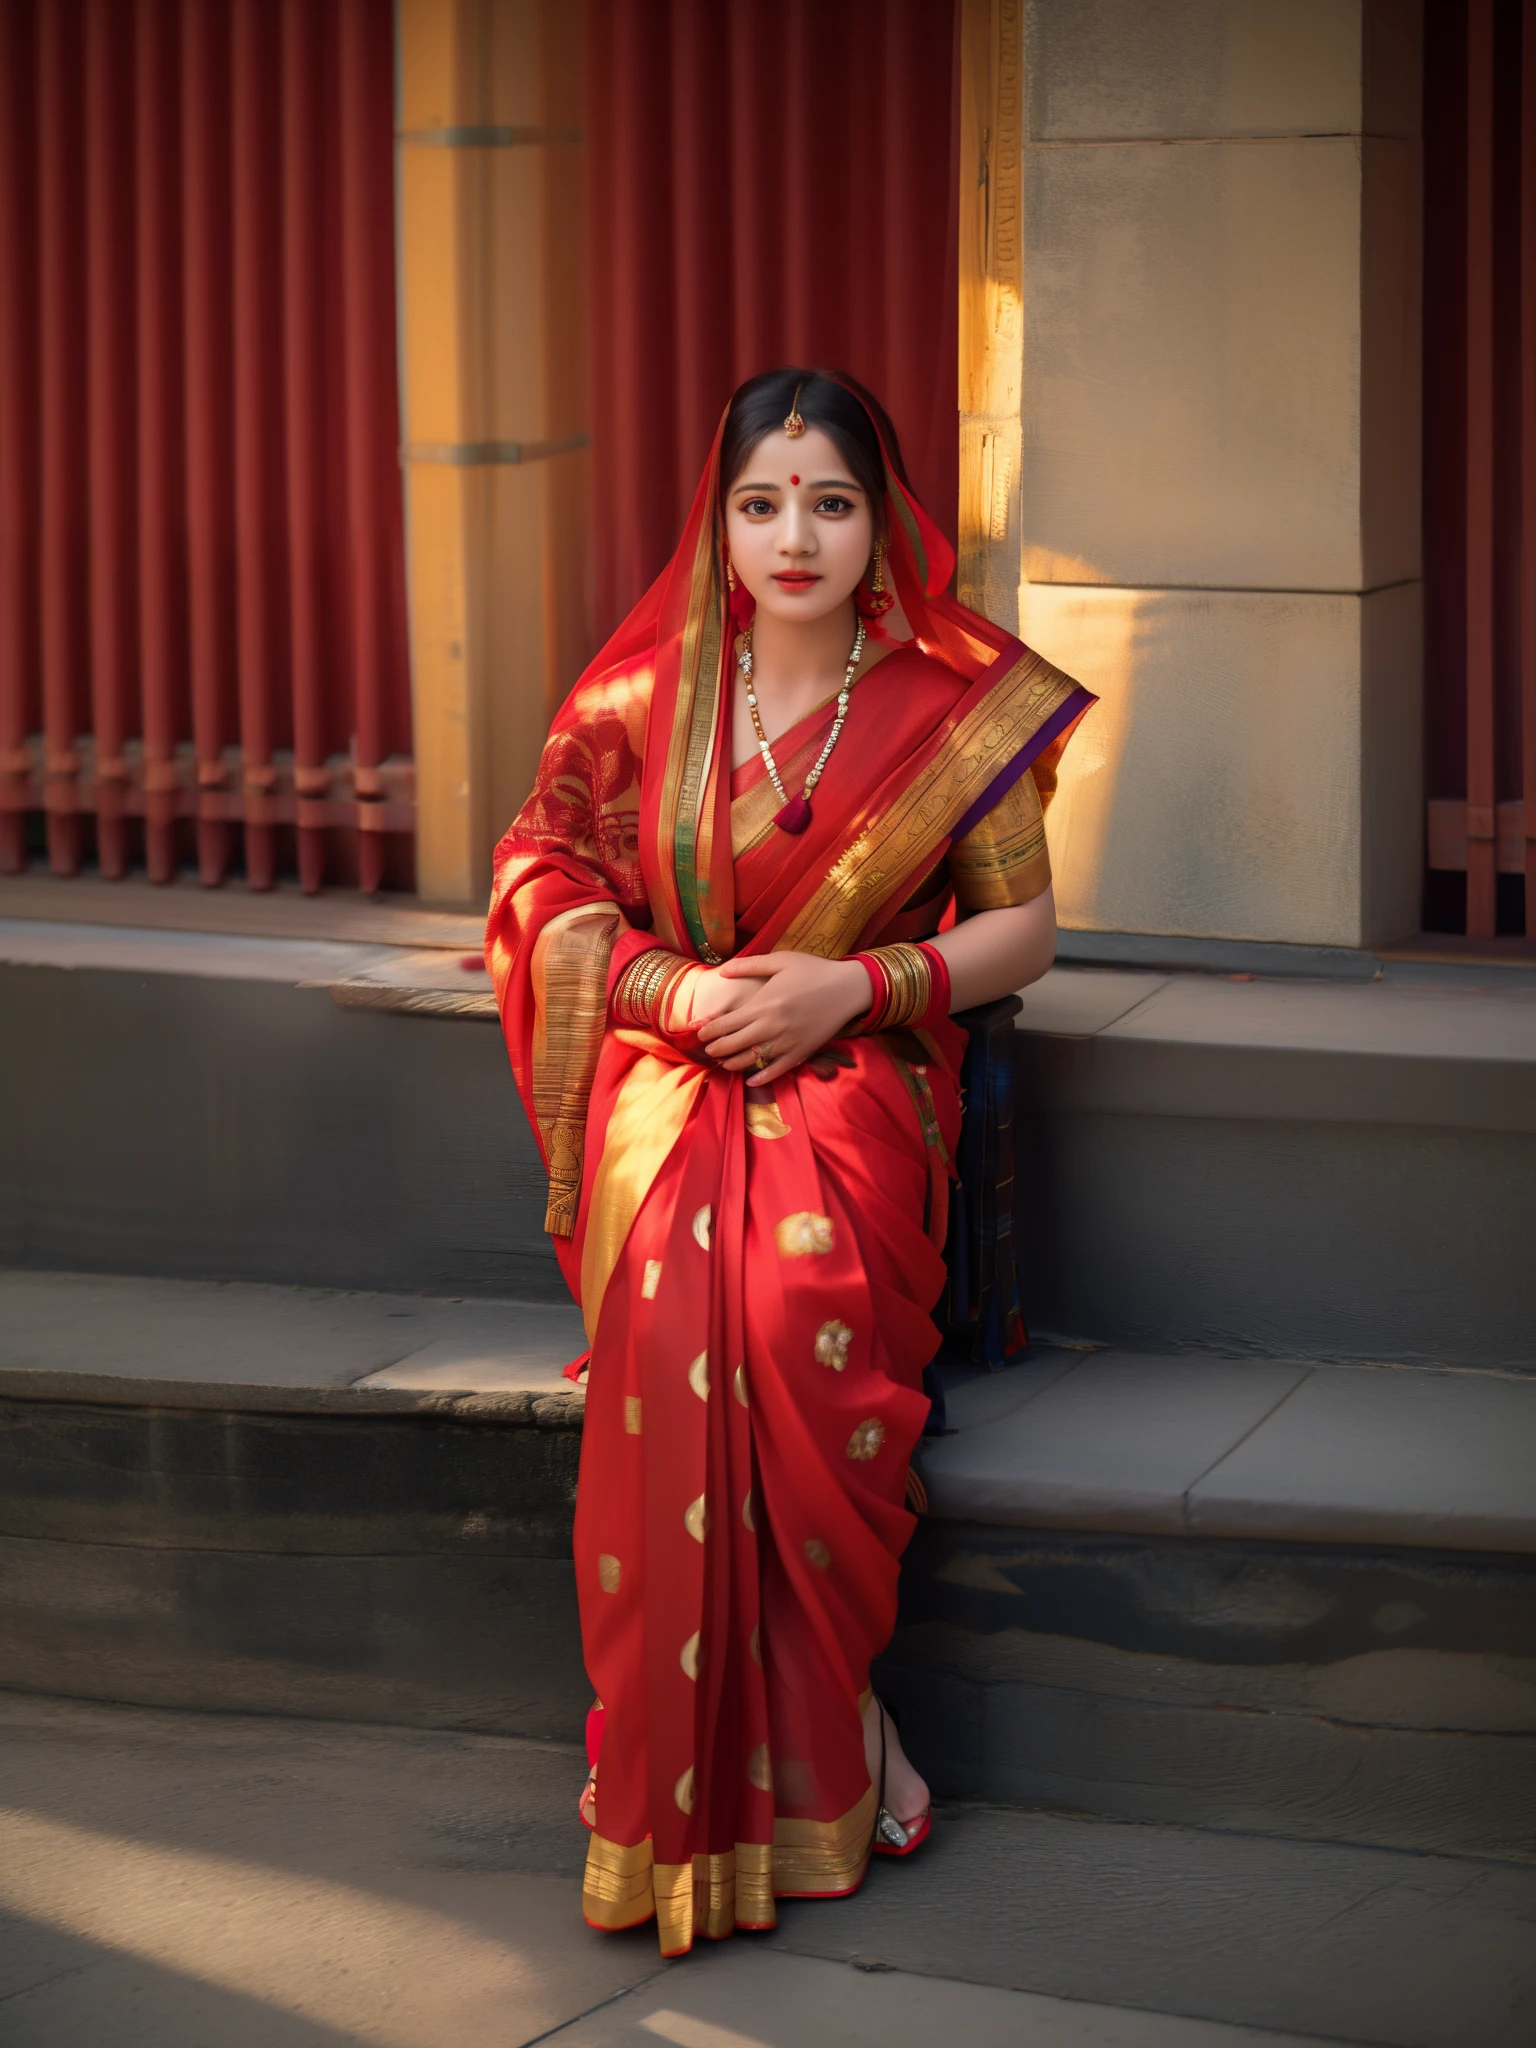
[613,947,684,1028]
[864,943,930,1031]
[654,958,693,1032]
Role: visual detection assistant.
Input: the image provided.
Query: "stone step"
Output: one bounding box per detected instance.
[3,1271,1531,1868]
[4,914,1533,1365]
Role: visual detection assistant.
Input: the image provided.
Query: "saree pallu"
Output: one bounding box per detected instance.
[487,384,1092,1955]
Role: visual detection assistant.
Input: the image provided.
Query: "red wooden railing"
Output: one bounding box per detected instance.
[0,0,411,895]
[1424,0,1536,939]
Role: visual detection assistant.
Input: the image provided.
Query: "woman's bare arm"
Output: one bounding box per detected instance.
[928,886,1056,1010]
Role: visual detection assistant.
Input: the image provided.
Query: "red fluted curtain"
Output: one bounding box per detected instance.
[587,0,959,643]
[0,0,410,895]
[1422,0,1536,941]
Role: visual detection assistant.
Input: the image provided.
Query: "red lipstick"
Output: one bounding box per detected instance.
[772,571,821,590]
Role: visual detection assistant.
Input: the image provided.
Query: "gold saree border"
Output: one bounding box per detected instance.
[578,1050,707,1343]
[529,904,622,1236]
[950,763,1052,911]
[655,493,733,965]
[776,651,1076,959]
[582,1832,658,1931]
[582,1798,871,1951]
[770,1784,877,1895]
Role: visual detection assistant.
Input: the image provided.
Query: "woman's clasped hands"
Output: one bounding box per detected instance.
[681,951,870,1087]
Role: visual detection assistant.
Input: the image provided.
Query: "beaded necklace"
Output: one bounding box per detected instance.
[738,617,866,836]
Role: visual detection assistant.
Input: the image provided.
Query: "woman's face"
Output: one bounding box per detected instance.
[723,425,875,628]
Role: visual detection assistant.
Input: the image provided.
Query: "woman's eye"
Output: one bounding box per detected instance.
[740,497,775,517]
[815,495,854,515]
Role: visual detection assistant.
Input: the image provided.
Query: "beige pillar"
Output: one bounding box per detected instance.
[397,0,589,908]
[966,0,1423,948]
[958,0,1025,634]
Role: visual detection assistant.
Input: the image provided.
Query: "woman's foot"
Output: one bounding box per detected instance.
[861,1695,928,1833]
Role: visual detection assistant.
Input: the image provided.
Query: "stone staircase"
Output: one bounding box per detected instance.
[1,895,1532,1866]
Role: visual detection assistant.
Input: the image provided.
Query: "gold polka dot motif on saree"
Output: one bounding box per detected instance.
[744,1099,791,1139]
[741,1491,755,1533]
[641,1258,663,1299]
[846,1418,886,1461]
[814,1319,852,1370]
[749,1624,762,1664]
[774,1211,834,1258]
[680,1630,701,1680]
[598,1553,621,1592]
[747,1744,773,1792]
[732,1362,749,1406]
[624,1395,642,1434]
[687,1350,709,1399]
[692,1204,712,1249]
[674,1766,695,1814]
[803,1538,831,1571]
[684,1494,708,1542]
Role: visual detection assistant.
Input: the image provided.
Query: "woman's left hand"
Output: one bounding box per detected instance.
[696,952,870,1086]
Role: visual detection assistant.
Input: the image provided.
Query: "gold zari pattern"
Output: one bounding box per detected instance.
[528,905,623,1235]
[814,1319,853,1370]
[775,1212,835,1258]
[582,1791,875,1947]
[949,765,1051,910]
[744,1099,791,1139]
[846,1418,886,1461]
[776,649,1077,959]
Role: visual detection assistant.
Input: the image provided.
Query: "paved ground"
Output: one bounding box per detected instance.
[1,1693,1532,2048]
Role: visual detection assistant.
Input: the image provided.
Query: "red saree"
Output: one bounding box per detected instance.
[487,396,1092,1955]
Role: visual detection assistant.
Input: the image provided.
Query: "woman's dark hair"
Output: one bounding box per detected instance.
[718,368,910,521]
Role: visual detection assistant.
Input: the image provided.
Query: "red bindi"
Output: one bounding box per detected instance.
[789,474,799,486]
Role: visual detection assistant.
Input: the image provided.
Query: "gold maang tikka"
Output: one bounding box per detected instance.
[783,380,806,438]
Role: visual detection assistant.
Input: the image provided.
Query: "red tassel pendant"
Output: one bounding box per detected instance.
[776,793,813,834]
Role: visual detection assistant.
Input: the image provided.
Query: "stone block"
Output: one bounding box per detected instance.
[1027,585,1368,945]
[977,1677,1536,1860]
[918,1354,1307,1532]
[1024,0,1367,141]
[0,1531,589,1741]
[1022,138,1365,591]
[0,1396,581,1557]
[1190,1368,1536,1551]
[0,965,565,1300]
[1019,1107,1536,1371]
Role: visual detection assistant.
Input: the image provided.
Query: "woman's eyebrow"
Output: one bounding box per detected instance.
[732,480,781,493]
[807,478,861,490]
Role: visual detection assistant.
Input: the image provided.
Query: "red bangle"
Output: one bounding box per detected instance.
[854,951,888,1029]
[915,941,950,1029]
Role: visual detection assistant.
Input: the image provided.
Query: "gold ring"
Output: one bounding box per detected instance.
[752,1044,774,1070]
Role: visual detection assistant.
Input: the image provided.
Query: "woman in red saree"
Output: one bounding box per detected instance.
[486,369,1092,1956]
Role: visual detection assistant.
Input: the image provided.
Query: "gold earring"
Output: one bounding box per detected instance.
[725,554,737,593]
[865,537,894,616]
